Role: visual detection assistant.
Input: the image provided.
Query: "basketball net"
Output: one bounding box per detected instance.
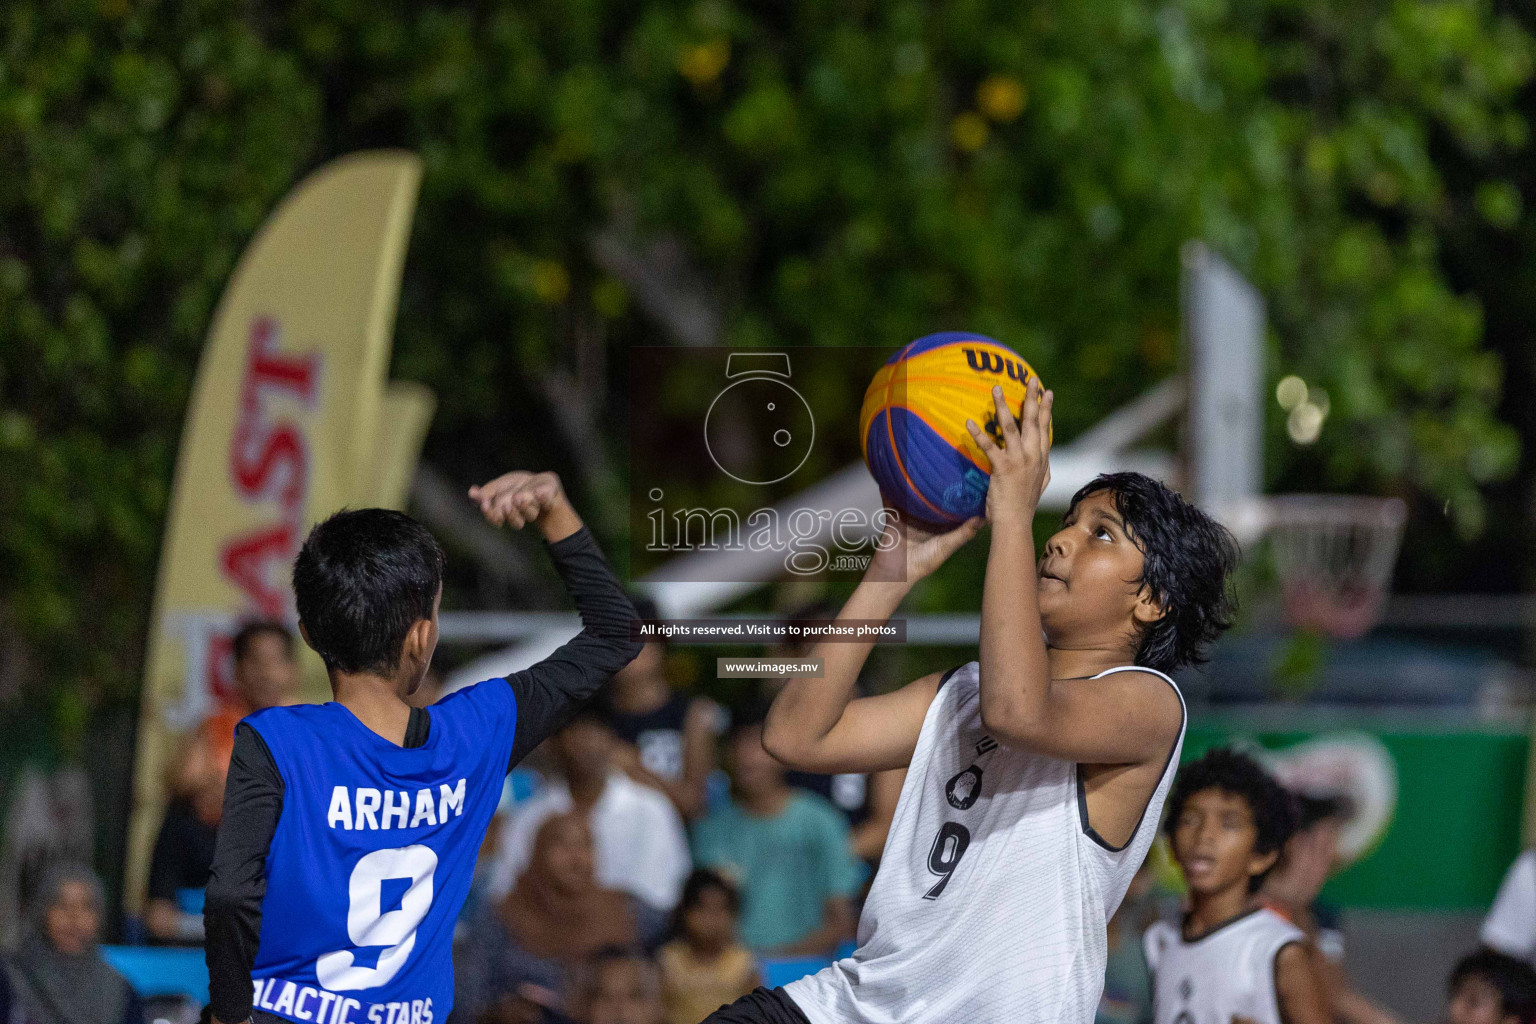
[1262,495,1408,640]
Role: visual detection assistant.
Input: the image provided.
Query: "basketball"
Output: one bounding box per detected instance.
[859,331,1045,527]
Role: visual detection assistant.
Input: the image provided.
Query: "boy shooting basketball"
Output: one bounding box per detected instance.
[702,378,1239,1024]
[203,470,640,1024]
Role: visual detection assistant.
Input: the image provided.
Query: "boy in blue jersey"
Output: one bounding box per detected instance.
[203,470,642,1024]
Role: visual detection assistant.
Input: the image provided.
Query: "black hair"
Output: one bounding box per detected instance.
[669,868,742,943]
[1294,792,1351,832]
[1452,949,1536,1024]
[292,508,445,676]
[1164,747,1297,892]
[1066,472,1240,673]
[679,867,741,916]
[726,697,772,744]
[232,620,294,663]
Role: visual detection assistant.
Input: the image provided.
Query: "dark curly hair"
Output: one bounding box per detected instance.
[1067,472,1240,673]
[1164,747,1297,892]
[1451,948,1536,1024]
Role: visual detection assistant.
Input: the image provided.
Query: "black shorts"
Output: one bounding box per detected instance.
[699,986,813,1024]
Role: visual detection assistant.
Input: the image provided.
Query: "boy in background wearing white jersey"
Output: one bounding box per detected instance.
[699,379,1240,1024]
[1145,748,1328,1024]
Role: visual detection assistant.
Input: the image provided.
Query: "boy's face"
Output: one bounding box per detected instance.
[1170,787,1276,897]
[1449,975,1516,1024]
[1037,490,1160,649]
[683,886,737,951]
[585,959,663,1024]
[554,718,615,784]
[235,631,299,710]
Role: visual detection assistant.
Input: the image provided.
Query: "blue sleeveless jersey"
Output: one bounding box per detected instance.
[245,679,517,1024]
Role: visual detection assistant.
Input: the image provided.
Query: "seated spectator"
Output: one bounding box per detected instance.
[600,600,722,821]
[691,719,861,957]
[488,713,690,921]
[4,862,143,1024]
[1445,948,1536,1024]
[454,814,638,1024]
[1096,860,1156,1024]
[658,870,758,1024]
[579,947,665,1024]
[207,620,302,746]
[144,748,226,943]
[1263,792,1403,1024]
[764,611,901,863]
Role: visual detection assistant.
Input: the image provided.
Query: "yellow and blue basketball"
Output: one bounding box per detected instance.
[859,332,1044,527]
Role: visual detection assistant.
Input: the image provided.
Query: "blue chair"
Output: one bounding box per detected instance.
[758,956,830,989]
[100,946,209,1004]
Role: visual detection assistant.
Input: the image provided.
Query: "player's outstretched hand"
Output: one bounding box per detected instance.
[867,509,984,585]
[965,377,1052,525]
[469,470,580,540]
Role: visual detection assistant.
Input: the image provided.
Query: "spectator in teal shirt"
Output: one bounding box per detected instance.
[692,718,864,957]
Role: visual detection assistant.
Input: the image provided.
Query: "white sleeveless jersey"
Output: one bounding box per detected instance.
[784,661,1185,1024]
[1144,909,1306,1024]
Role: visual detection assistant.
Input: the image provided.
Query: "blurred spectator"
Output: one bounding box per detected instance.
[195,621,301,780]
[1096,859,1156,1024]
[578,947,665,1024]
[783,766,906,865]
[600,600,721,821]
[658,870,758,1024]
[1445,948,1536,1024]
[0,767,94,949]
[1262,793,1404,1024]
[3,862,143,1024]
[488,713,690,922]
[763,608,901,863]
[144,746,226,943]
[454,814,638,1024]
[692,719,861,956]
[1483,849,1536,966]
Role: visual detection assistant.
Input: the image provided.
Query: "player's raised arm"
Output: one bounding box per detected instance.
[469,470,643,767]
[965,379,1183,766]
[762,511,983,775]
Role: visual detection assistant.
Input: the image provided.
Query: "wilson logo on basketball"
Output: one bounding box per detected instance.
[963,347,1033,382]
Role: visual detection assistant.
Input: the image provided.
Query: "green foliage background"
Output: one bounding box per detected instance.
[1,0,1531,748]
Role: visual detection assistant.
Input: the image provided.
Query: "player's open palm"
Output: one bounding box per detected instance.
[469,470,566,529]
[867,509,983,584]
[966,377,1052,524]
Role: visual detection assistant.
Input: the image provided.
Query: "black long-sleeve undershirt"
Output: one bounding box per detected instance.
[203,524,640,1024]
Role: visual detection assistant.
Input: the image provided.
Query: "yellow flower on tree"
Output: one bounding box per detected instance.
[977,76,1027,122]
[678,39,730,88]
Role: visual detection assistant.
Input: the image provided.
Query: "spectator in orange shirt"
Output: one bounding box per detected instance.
[146,621,299,942]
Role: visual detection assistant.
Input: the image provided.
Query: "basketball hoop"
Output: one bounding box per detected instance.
[1257,495,1408,640]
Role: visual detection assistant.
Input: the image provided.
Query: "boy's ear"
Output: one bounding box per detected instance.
[403,617,434,662]
[1248,847,1281,880]
[298,621,312,648]
[1131,588,1166,627]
